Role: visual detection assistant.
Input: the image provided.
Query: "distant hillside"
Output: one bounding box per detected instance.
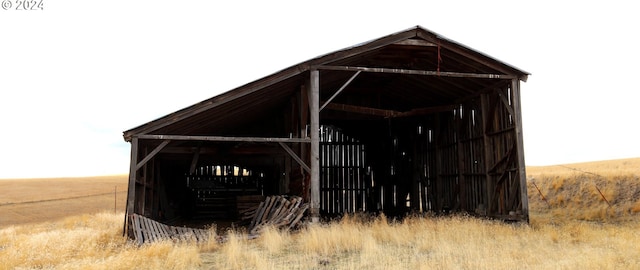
[527,157,640,177]
[526,158,640,222]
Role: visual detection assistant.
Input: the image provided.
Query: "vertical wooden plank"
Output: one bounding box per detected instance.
[457,106,467,211]
[411,132,421,212]
[347,139,353,212]
[340,132,345,213]
[309,69,320,222]
[511,78,529,221]
[141,147,147,216]
[434,116,443,212]
[330,131,335,214]
[320,131,325,213]
[299,85,310,203]
[124,137,139,237]
[350,141,356,212]
[480,93,493,216]
[131,215,143,245]
[150,159,158,218]
[285,155,291,194]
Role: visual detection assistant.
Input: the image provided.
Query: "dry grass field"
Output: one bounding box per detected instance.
[0,175,128,227]
[527,158,640,223]
[1,158,639,269]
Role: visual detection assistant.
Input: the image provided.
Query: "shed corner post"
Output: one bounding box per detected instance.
[511,78,529,221]
[123,136,139,236]
[309,69,320,223]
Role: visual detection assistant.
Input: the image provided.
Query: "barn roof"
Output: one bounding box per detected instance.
[123,26,529,141]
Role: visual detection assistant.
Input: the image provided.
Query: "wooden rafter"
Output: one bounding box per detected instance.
[415,31,528,81]
[314,65,517,80]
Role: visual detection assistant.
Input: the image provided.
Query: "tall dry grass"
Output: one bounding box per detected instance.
[0,212,204,270]
[201,213,640,269]
[2,159,640,269]
[4,211,639,270]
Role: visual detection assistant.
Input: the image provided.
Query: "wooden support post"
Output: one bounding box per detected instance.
[480,93,493,216]
[456,109,467,211]
[124,137,139,236]
[511,79,529,221]
[309,70,321,222]
[140,146,147,216]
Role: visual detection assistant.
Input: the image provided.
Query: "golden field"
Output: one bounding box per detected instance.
[1,158,639,269]
[0,175,128,227]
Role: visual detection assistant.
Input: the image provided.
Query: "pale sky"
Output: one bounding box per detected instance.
[1,1,638,178]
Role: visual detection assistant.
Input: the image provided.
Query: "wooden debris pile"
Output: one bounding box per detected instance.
[128,195,309,244]
[128,214,212,245]
[237,195,265,222]
[247,195,309,234]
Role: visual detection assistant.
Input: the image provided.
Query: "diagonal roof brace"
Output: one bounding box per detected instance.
[135,140,170,171]
[319,70,361,111]
[278,142,311,174]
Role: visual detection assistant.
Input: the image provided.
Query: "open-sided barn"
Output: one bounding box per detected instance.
[122,26,530,236]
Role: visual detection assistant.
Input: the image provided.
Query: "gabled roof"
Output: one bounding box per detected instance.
[123,26,529,142]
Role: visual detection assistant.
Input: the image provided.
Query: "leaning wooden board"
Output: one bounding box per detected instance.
[128,214,212,245]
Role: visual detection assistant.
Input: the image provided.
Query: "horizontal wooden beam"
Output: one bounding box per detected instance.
[313,65,517,80]
[393,39,437,47]
[135,134,310,143]
[325,103,459,118]
[395,104,459,117]
[324,103,398,117]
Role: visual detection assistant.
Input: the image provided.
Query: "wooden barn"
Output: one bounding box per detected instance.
[122,26,530,235]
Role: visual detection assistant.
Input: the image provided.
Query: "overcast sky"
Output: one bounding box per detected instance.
[1,1,638,178]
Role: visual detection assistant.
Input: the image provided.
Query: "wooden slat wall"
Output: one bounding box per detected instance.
[482,85,522,216]
[319,126,368,215]
[186,164,264,219]
[186,164,263,190]
[413,123,437,213]
[317,83,524,218]
[314,84,524,219]
[459,99,487,213]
